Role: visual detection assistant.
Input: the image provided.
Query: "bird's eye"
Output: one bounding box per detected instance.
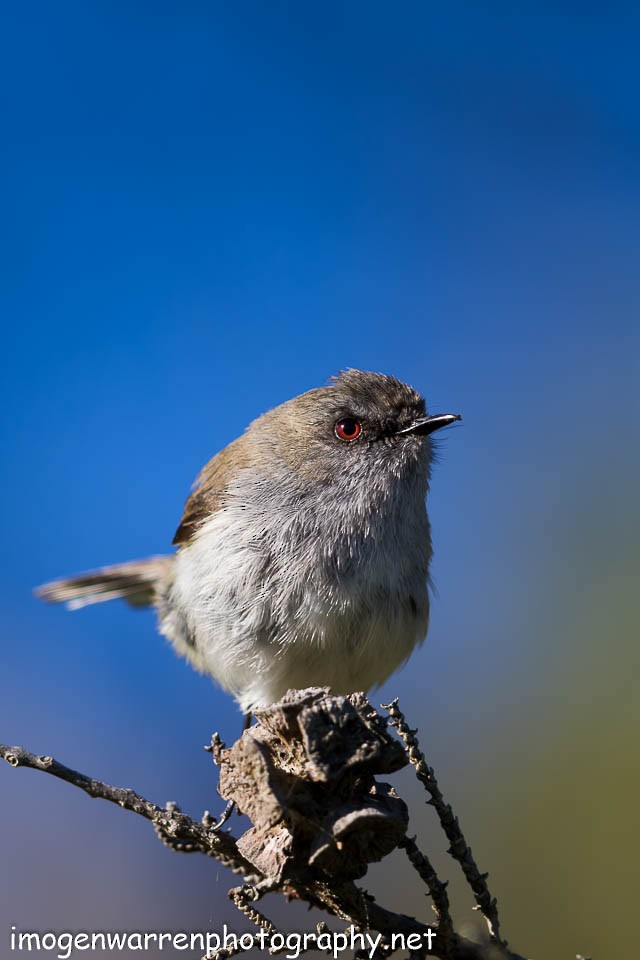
[335,418,362,441]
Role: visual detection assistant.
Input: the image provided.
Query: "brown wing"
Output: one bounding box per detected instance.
[172,437,249,546]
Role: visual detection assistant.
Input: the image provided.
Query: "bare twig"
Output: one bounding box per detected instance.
[153,801,203,852]
[229,882,280,936]
[382,699,505,948]
[400,836,454,950]
[0,743,255,879]
[1,690,538,960]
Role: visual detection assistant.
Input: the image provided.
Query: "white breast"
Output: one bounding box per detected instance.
[161,467,431,712]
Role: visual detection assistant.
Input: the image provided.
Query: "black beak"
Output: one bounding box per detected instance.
[398,413,462,436]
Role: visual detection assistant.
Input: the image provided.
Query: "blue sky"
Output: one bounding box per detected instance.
[1,4,638,958]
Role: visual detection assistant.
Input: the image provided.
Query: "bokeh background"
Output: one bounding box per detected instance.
[1,3,638,959]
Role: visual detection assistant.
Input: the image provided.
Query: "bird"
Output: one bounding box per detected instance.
[37,370,460,716]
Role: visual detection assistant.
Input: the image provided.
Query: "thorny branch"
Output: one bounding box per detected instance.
[382,699,504,947]
[1,688,533,960]
[0,745,255,879]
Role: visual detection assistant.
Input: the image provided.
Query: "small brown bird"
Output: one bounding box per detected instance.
[38,370,460,713]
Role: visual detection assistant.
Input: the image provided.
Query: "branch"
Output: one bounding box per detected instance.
[383,699,504,947]
[0,743,255,878]
[400,836,454,948]
[1,689,539,960]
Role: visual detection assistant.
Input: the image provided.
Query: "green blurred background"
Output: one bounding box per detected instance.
[1,3,638,958]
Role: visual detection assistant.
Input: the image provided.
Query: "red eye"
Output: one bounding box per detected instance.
[335,418,362,441]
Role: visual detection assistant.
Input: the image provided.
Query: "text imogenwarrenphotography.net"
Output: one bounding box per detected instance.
[9,924,438,959]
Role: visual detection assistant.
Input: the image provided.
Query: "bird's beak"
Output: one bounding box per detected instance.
[398,413,462,436]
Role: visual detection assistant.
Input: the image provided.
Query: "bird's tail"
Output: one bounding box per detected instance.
[35,556,173,610]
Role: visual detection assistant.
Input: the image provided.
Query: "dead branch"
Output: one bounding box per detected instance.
[1,688,533,960]
[382,699,503,946]
[0,743,255,878]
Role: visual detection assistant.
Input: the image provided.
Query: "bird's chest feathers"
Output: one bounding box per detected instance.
[173,469,430,644]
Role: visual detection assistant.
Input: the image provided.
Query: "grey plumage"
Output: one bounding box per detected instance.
[36,370,460,711]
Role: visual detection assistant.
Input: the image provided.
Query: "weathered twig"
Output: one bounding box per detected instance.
[153,801,203,852]
[400,836,454,952]
[382,699,505,948]
[0,743,255,878]
[1,689,535,960]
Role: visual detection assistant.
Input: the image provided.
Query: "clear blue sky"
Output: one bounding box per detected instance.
[1,4,638,958]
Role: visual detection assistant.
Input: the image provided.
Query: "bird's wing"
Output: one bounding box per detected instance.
[172,437,249,546]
